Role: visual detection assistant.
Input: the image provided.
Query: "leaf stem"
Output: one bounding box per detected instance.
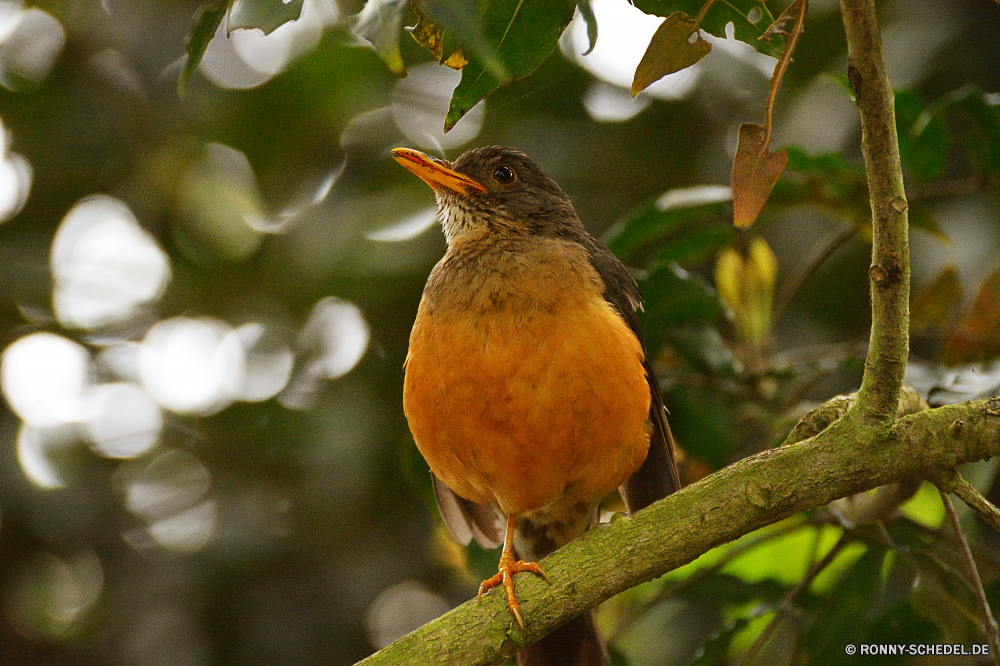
[760,0,808,152]
[692,0,720,30]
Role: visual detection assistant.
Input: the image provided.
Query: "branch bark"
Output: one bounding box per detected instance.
[356,399,1000,666]
[840,0,911,424]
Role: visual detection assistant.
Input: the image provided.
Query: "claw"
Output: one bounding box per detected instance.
[477,515,550,628]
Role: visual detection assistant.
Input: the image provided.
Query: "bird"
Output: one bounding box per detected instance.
[392,145,680,666]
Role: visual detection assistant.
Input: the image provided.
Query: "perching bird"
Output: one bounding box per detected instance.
[393,145,680,666]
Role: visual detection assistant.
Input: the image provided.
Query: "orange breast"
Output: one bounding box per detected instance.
[403,245,651,516]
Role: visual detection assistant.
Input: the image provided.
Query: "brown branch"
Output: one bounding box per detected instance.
[692,0,720,30]
[760,0,807,151]
[939,489,1000,663]
[355,399,1000,666]
[839,0,911,424]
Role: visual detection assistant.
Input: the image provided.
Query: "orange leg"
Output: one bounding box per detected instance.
[476,513,550,628]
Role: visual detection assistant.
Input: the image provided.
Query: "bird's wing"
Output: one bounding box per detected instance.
[431,473,504,549]
[583,238,681,512]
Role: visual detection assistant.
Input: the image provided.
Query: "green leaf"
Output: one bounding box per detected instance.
[663,385,732,466]
[576,0,598,56]
[638,263,723,359]
[895,89,951,182]
[631,11,711,96]
[783,146,856,175]
[413,0,577,131]
[683,573,789,605]
[664,322,735,375]
[866,601,941,658]
[946,85,1000,176]
[908,551,983,645]
[654,225,734,266]
[603,187,732,259]
[632,0,780,58]
[227,0,304,34]
[721,525,845,589]
[773,147,871,230]
[908,202,948,241]
[348,0,411,76]
[801,546,887,665]
[179,1,229,97]
[690,617,750,666]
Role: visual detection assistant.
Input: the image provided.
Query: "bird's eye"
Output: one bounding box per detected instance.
[492,165,516,185]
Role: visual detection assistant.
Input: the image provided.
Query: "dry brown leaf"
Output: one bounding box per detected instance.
[731,123,788,228]
[911,265,962,337]
[631,12,711,97]
[943,267,1000,365]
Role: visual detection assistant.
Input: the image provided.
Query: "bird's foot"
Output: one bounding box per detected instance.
[477,552,549,628]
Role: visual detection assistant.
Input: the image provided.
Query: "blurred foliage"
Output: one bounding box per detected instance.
[0,0,998,665]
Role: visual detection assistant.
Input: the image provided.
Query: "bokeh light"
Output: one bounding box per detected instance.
[3,550,103,639]
[582,79,651,122]
[82,382,162,459]
[391,62,485,152]
[199,0,339,90]
[364,581,450,649]
[1,332,91,427]
[16,424,73,489]
[51,195,170,329]
[0,113,31,222]
[364,206,438,242]
[280,297,370,409]
[234,322,295,402]
[122,449,216,553]
[139,317,245,415]
[0,2,64,90]
[177,143,265,261]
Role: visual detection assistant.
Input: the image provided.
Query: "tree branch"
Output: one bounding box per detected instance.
[356,399,1000,666]
[953,475,1000,533]
[940,489,1000,662]
[839,0,911,424]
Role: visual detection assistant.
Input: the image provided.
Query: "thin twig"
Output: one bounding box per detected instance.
[692,0,720,30]
[773,226,856,322]
[909,174,1000,201]
[760,0,808,151]
[735,534,849,666]
[953,477,1000,534]
[939,489,1000,664]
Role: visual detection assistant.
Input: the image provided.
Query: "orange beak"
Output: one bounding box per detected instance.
[391,148,487,196]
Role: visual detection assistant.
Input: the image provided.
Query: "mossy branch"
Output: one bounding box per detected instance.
[840,0,911,424]
[356,398,1000,666]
